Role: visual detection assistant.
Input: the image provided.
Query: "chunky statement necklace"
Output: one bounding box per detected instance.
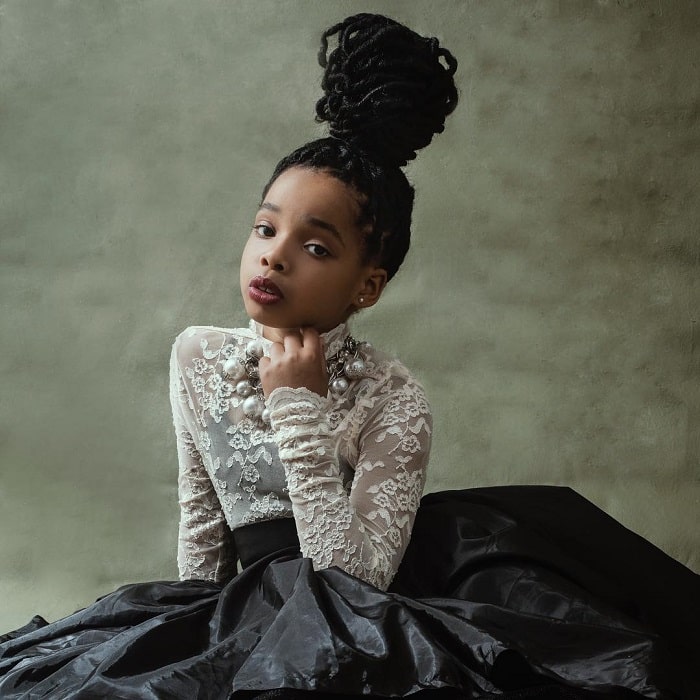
[222,335,368,424]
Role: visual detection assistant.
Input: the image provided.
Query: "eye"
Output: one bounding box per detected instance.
[304,243,330,258]
[253,224,275,238]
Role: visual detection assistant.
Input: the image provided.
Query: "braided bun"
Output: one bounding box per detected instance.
[315,13,458,168]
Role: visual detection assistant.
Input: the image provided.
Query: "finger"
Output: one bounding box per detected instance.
[282,330,303,351]
[268,341,284,360]
[299,328,326,377]
[301,327,322,352]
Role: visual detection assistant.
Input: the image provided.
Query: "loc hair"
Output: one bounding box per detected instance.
[262,13,458,282]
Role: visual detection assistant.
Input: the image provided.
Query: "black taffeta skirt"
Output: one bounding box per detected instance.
[0,486,698,700]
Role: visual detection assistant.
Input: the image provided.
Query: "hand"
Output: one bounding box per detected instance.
[258,328,328,398]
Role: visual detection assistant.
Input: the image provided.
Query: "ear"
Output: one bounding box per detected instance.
[355,267,388,309]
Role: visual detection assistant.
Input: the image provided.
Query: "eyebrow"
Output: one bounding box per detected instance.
[259,202,346,247]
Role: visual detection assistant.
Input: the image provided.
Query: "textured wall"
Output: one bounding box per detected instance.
[1,0,698,631]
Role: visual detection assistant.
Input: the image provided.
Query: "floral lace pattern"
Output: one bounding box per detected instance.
[170,322,432,590]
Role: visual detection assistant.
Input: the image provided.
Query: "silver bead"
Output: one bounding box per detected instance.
[242,395,264,420]
[344,357,366,379]
[236,379,253,397]
[222,357,245,381]
[261,408,271,425]
[330,377,349,395]
[245,339,264,359]
[337,349,350,361]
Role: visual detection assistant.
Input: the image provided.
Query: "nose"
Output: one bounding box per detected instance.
[260,238,288,272]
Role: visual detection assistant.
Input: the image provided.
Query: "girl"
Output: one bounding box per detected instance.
[171,11,457,595]
[1,13,697,700]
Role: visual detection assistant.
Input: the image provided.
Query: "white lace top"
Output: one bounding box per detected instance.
[170,320,432,591]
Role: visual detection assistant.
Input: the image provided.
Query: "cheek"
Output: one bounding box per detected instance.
[239,245,253,285]
[240,237,256,267]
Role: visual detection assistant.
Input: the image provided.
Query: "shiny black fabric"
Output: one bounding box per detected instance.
[0,487,697,699]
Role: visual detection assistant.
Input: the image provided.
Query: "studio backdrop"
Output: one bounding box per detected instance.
[1,0,698,631]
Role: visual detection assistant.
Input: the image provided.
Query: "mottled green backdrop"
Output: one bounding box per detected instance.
[1,0,698,630]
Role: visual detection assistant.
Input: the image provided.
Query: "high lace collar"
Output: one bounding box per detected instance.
[248,320,351,360]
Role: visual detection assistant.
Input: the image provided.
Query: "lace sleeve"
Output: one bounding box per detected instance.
[170,336,237,583]
[267,371,431,591]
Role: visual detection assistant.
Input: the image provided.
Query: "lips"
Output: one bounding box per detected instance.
[248,275,284,305]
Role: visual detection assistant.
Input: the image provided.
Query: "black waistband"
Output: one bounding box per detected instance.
[233,518,301,569]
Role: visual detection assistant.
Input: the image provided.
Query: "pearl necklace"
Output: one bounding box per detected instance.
[222,335,368,424]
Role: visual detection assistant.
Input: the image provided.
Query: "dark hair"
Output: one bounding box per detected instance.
[262,13,458,281]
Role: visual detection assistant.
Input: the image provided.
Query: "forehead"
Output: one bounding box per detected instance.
[262,167,362,228]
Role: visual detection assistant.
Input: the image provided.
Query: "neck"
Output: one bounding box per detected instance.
[260,326,291,343]
[251,320,350,358]
[259,323,346,345]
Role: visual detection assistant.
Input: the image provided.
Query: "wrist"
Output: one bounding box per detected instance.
[267,386,330,416]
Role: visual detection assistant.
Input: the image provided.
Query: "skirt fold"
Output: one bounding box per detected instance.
[1,487,697,699]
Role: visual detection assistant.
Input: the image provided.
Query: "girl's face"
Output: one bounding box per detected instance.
[240,167,387,342]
